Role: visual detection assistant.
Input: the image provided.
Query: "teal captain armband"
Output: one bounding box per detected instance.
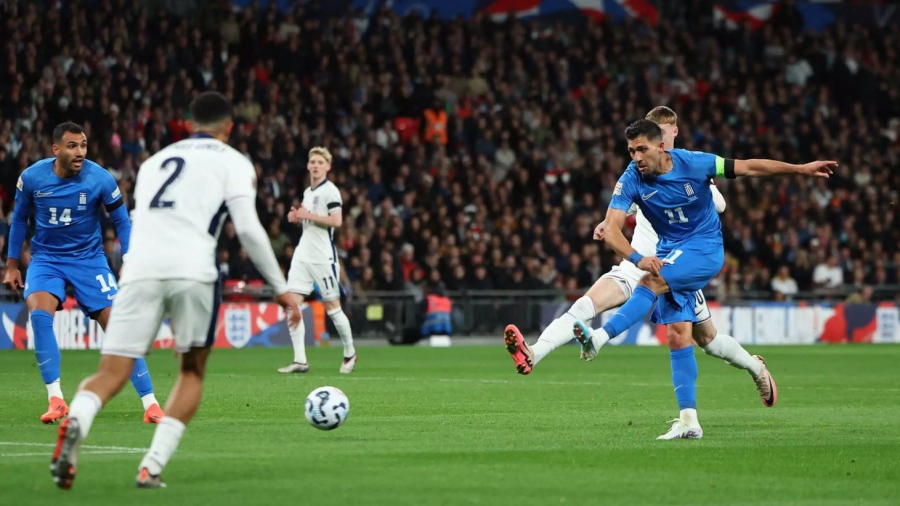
[715,156,736,179]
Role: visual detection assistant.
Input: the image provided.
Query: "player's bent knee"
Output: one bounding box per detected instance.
[323,299,342,312]
[637,273,669,294]
[691,321,716,347]
[96,355,136,386]
[586,278,627,312]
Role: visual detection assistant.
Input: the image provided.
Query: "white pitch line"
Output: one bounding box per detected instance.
[0,442,147,452]
[334,375,666,388]
[1,450,144,457]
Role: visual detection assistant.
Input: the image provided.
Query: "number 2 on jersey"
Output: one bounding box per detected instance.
[150,157,185,209]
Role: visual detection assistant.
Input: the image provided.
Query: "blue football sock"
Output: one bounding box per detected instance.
[601,285,656,338]
[670,345,698,410]
[32,310,60,384]
[129,358,154,397]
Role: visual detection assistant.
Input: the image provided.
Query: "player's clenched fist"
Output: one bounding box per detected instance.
[637,256,663,277]
[593,221,607,241]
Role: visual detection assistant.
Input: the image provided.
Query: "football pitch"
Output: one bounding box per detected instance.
[1,345,898,506]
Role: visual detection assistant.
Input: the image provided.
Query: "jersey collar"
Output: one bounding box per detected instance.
[189,133,215,139]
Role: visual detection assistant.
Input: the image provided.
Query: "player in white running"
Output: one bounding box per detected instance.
[504,106,777,440]
[278,147,357,375]
[49,92,303,490]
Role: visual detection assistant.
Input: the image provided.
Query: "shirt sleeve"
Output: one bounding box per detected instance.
[8,173,32,260]
[327,185,343,215]
[688,151,724,179]
[225,158,258,203]
[100,171,125,210]
[609,167,639,212]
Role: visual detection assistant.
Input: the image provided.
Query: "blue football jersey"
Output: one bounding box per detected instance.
[13,158,123,261]
[610,149,722,251]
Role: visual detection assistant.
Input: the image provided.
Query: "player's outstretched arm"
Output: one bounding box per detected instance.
[717,158,837,179]
[601,207,662,277]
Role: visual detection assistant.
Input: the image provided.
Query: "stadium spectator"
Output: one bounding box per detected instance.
[0,0,898,306]
[771,265,799,301]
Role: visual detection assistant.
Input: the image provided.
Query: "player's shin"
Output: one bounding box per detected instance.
[670,346,699,426]
[139,416,186,476]
[701,333,764,375]
[290,315,307,364]
[129,358,160,409]
[600,286,656,339]
[327,307,355,358]
[532,296,596,364]
[32,310,62,391]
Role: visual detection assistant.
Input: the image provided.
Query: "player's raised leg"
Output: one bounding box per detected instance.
[506,275,629,374]
[692,301,777,407]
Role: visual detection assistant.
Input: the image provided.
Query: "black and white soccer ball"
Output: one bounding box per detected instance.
[304,386,350,430]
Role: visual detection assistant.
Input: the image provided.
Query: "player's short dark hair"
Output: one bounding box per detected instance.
[52,122,84,143]
[624,119,663,142]
[190,91,232,125]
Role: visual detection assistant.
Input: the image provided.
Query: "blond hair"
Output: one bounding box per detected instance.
[308,146,332,164]
[645,106,677,126]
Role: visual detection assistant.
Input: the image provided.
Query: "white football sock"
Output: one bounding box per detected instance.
[680,408,699,427]
[68,390,103,439]
[327,308,355,358]
[139,416,186,475]
[701,333,764,376]
[46,379,64,401]
[532,296,597,365]
[289,313,307,364]
[141,393,159,410]
[590,327,611,349]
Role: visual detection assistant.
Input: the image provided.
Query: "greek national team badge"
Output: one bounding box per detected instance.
[79,193,87,205]
[684,183,695,196]
[224,307,252,348]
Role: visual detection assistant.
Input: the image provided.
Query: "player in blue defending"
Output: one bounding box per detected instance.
[574,119,835,440]
[3,123,164,425]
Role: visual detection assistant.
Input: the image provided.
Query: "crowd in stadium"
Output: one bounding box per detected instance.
[0,0,898,303]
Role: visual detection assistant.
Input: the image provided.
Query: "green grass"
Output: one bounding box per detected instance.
[1,345,899,505]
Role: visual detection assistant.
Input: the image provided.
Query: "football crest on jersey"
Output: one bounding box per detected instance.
[16,177,23,191]
[224,306,252,348]
[78,192,87,209]
[313,196,320,209]
[684,183,697,201]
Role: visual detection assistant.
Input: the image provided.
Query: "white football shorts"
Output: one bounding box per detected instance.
[600,260,711,324]
[287,258,341,301]
[101,280,218,358]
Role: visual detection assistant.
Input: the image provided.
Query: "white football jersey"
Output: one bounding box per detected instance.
[295,180,342,264]
[122,137,256,284]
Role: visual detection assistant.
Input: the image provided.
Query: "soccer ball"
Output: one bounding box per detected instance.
[304,386,350,430]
